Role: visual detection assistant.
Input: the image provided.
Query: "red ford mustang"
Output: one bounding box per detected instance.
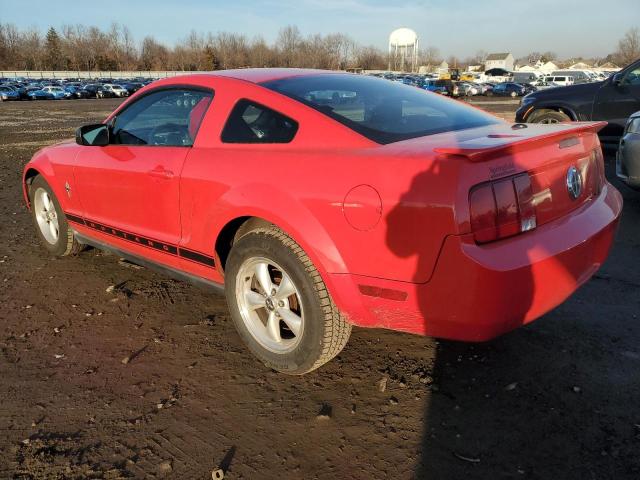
[23,69,623,374]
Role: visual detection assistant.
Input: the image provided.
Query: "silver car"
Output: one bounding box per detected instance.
[616,110,640,190]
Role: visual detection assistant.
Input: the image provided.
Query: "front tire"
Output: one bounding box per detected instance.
[224,225,351,374]
[529,110,571,124]
[29,176,82,256]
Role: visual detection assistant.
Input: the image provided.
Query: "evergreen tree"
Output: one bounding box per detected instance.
[45,27,62,70]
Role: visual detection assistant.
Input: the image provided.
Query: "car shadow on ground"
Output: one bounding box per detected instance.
[384,139,638,478]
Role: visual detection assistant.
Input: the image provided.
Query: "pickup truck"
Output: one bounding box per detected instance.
[516,59,640,148]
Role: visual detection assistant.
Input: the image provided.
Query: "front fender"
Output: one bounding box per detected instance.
[23,152,56,209]
[22,141,81,213]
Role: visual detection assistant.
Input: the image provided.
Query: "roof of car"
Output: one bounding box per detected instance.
[201,68,334,83]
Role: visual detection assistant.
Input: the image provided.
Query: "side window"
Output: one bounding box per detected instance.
[624,67,640,86]
[111,88,213,146]
[221,99,298,144]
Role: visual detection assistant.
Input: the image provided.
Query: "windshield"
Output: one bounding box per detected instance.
[261,74,500,144]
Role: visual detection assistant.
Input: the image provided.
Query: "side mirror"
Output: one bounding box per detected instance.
[76,124,109,146]
[612,73,623,86]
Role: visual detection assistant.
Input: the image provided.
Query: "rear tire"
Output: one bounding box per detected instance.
[529,110,571,124]
[224,225,351,374]
[29,176,83,257]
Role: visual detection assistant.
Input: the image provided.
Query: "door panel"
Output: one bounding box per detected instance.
[74,145,187,245]
[594,64,640,142]
[72,87,214,265]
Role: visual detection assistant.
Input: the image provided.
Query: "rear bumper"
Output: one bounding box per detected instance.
[330,182,623,341]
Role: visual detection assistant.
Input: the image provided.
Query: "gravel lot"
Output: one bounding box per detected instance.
[0,98,639,479]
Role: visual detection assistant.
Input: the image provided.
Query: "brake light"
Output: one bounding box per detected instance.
[469,173,537,244]
[593,147,605,192]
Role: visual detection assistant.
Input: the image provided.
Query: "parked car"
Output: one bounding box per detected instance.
[423,79,459,96]
[96,85,117,98]
[616,110,640,190]
[41,86,68,100]
[80,84,99,98]
[542,75,574,87]
[491,82,526,97]
[480,82,494,95]
[3,83,29,99]
[473,83,491,95]
[0,85,21,101]
[102,84,129,97]
[424,79,448,95]
[26,87,54,100]
[458,82,480,96]
[551,70,591,84]
[23,69,621,374]
[118,82,144,95]
[531,79,560,90]
[516,58,640,148]
[64,85,89,99]
[513,72,542,85]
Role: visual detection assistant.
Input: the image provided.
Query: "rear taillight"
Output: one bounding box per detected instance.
[593,147,605,192]
[469,173,537,244]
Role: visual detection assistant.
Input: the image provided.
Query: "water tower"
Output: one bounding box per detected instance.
[388,28,419,72]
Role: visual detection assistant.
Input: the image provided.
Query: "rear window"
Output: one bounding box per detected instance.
[261,74,500,144]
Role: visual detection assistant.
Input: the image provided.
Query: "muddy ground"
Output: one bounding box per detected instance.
[0,98,639,479]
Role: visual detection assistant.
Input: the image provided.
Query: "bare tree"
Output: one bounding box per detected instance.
[616,27,640,66]
[419,46,442,68]
[355,45,386,70]
[541,51,557,62]
[0,22,600,74]
[276,25,302,67]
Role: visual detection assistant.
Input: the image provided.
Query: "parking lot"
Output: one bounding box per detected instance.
[1,98,639,479]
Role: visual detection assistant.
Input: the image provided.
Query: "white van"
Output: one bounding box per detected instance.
[542,75,574,86]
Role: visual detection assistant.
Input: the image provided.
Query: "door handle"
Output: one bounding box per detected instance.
[148,166,174,179]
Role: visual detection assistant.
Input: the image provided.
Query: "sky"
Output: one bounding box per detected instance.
[4,0,639,59]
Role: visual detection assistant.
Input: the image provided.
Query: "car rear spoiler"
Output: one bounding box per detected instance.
[434,121,607,162]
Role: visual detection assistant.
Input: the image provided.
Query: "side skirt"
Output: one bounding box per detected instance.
[74,231,225,294]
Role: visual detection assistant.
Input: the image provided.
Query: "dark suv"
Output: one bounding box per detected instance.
[516,59,640,148]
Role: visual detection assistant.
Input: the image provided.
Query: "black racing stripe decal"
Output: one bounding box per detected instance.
[65,213,215,268]
[65,213,85,225]
[178,247,216,268]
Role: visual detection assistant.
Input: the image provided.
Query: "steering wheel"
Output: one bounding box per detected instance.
[148,123,188,146]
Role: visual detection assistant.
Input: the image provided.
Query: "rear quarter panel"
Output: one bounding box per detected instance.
[176,76,465,287]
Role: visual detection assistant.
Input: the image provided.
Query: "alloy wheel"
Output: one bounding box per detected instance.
[33,187,59,244]
[235,257,304,353]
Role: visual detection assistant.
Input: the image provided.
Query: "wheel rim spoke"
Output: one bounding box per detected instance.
[266,311,281,343]
[245,290,266,311]
[254,262,273,295]
[278,308,302,336]
[275,273,296,300]
[49,220,58,240]
[42,192,51,211]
